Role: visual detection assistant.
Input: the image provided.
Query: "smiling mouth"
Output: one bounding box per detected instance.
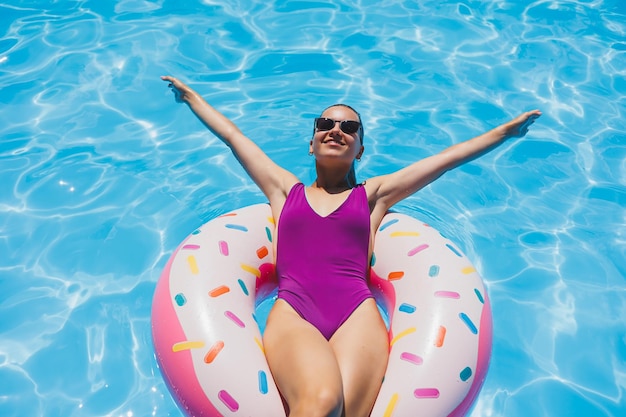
[322,138,344,145]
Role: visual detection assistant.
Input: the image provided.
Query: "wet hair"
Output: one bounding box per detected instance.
[317,104,364,187]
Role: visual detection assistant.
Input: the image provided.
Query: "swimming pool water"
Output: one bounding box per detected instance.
[1,0,624,416]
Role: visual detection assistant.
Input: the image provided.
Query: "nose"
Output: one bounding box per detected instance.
[329,120,342,133]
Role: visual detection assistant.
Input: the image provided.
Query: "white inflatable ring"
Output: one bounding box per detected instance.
[152,203,492,416]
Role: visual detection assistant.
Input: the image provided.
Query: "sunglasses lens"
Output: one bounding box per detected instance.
[340,121,360,134]
[315,118,335,131]
[315,118,361,135]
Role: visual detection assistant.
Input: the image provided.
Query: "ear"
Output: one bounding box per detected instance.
[357,145,364,160]
[309,140,314,154]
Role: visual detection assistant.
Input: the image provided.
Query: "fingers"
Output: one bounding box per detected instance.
[526,110,542,125]
[527,109,542,119]
[161,75,179,89]
[161,75,185,103]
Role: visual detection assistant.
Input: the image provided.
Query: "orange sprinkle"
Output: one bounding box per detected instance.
[435,326,446,347]
[209,285,230,297]
[388,271,404,281]
[204,341,225,363]
[256,246,269,259]
[218,213,237,218]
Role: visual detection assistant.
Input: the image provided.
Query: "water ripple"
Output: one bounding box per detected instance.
[0,1,624,416]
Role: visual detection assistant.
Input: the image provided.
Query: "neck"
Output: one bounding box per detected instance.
[313,180,351,193]
[312,173,354,193]
[313,161,357,191]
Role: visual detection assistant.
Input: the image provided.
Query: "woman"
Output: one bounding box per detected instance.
[161,75,541,417]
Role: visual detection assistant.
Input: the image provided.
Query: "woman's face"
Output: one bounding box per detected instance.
[310,105,364,165]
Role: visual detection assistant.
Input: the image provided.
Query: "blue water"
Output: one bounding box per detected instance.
[1,0,624,416]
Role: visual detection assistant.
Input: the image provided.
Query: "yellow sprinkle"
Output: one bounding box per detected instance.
[390,327,416,346]
[172,341,205,352]
[383,393,399,417]
[187,255,199,275]
[390,231,420,237]
[267,216,275,225]
[254,337,264,354]
[462,266,477,274]
[241,263,260,277]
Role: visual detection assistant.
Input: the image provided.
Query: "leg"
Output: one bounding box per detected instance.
[263,299,344,417]
[330,299,389,417]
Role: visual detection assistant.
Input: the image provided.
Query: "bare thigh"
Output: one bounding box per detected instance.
[330,298,389,417]
[263,299,344,417]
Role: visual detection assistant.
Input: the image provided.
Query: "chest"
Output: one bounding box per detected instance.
[304,187,353,217]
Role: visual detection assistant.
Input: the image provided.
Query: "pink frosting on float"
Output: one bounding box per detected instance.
[152,245,221,417]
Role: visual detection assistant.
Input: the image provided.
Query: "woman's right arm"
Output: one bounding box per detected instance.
[161,76,298,203]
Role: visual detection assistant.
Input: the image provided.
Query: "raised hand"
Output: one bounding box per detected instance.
[161,75,194,104]
[502,109,542,138]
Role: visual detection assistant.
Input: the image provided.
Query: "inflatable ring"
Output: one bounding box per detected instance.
[152,203,492,416]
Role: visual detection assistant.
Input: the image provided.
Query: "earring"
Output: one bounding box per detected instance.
[309,151,313,155]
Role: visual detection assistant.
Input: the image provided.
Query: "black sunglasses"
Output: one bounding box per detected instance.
[314,117,361,135]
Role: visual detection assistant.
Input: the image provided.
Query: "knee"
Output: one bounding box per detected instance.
[291,385,343,417]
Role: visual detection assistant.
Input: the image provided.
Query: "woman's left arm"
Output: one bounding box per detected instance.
[369,110,542,212]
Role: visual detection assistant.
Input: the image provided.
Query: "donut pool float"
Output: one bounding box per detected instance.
[151,203,492,416]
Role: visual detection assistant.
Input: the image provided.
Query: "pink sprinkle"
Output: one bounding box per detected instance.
[400,352,423,365]
[218,390,239,411]
[434,291,460,299]
[414,388,440,399]
[182,244,200,250]
[218,240,229,256]
[408,244,429,256]
[224,311,245,328]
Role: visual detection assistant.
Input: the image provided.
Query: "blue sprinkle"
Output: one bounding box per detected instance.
[370,253,376,267]
[258,370,268,394]
[225,224,248,232]
[379,219,399,232]
[429,265,440,277]
[459,312,478,334]
[474,288,484,304]
[265,226,272,242]
[460,366,472,382]
[174,293,186,306]
[446,244,462,257]
[191,229,200,235]
[398,303,416,313]
[238,279,249,296]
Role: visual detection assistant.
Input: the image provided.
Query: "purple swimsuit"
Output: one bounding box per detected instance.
[276,182,373,340]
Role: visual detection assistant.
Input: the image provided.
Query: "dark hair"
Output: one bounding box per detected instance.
[317,104,364,187]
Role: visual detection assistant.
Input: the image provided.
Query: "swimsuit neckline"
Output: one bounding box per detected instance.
[302,183,357,219]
